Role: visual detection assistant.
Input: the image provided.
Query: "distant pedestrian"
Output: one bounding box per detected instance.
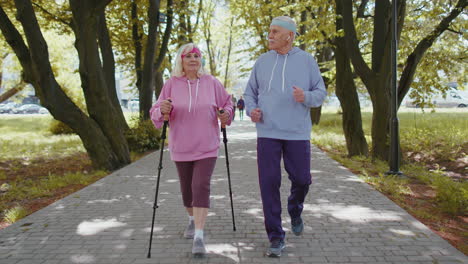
[236,96,245,120]
[150,43,233,257]
[231,94,237,121]
[244,16,326,257]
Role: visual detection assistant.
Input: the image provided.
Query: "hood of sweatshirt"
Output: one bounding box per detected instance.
[267,47,302,93]
[173,75,201,113]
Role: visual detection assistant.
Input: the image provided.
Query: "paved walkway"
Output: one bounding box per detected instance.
[0,121,466,264]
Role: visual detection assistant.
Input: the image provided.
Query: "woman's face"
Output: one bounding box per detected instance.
[182,52,201,73]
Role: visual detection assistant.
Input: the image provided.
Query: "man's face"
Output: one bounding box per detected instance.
[268,25,291,51]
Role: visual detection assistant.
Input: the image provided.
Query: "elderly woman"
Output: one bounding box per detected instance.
[150,43,233,257]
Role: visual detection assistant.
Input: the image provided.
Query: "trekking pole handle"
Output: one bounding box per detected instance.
[163,99,172,121]
[219,109,226,129]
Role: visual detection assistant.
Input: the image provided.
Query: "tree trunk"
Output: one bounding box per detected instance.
[69,0,130,166]
[223,16,234,87]
[177,1,189,43]
[202,1,217,76]
[299,10,307,51]
[154,70,164,100]
[0,85,23,103]
[180,0,203,43]
[370,77,391,161]
[140,0,160,120]
[132,0,143,95]
[335,1,369,156]
[311,46,332,125]
[335,60,369,157]
[154,0,173,72]
[97,10,128,130]
[309,108,321,125]
[299,9,326,125]
[2,0,129,170]
[340,0,392,161]
[151,0,173,101]
[205,31,216,76]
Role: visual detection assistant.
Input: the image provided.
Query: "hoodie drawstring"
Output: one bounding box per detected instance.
[281,54,288,92]
[268,54,279,93]
[187,79,200,113]
[268,53,289,93]
[194,79,199,113]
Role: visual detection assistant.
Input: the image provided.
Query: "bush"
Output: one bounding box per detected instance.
[49,119,75,135]
[433,176,468,215]
[4,206,29,224]
[125,118,161,153]
[403,163,468,215]
[363,173,411,200]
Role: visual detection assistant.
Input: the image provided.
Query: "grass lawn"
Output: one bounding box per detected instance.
[0,114,145,228]
[0,115,105,228]
[0,115,84,160]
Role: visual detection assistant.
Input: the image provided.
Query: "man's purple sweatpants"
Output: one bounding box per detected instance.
[257,138,312,242]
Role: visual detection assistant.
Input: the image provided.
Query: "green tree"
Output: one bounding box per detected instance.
[0,0,130,170]
[175,0,203,43]
[333,1,369,156]
[139,0,161,120]
[201,0,218,76]
[397,0,467,107]
[339,0,467,161]
[201,0,244,86]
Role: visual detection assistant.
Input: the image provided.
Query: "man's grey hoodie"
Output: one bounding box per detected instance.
[244,47,327,140]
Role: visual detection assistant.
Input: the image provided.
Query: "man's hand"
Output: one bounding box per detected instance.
[160,98,172,115]
[217,108,230,126]
[293,86,305,103]
[250,108,262,123]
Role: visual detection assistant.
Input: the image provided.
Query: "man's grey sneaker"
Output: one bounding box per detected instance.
[184,220,195,239]
[291,217,303,236]
[192,237,206,258]
[266,238,285,258]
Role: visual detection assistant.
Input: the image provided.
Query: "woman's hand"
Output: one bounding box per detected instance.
[160,99,172,115]
[217,108,230,126]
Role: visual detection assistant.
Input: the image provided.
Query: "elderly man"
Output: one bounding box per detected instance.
[244,16,326,257]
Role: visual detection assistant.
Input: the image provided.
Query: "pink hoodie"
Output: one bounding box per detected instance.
[150,74,233,161]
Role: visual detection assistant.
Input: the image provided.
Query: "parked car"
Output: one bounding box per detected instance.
[128,99,139,112]
[433,90,467,108]
[38,107,50,114]
[12,104,44,114]
[405,89,468,108]
[0,102,19,114]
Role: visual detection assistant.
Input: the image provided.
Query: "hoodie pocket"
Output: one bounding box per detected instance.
[269,95,308,133]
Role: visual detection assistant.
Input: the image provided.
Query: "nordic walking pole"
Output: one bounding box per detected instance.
[219,109,236,231]
[147,100,171,258]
